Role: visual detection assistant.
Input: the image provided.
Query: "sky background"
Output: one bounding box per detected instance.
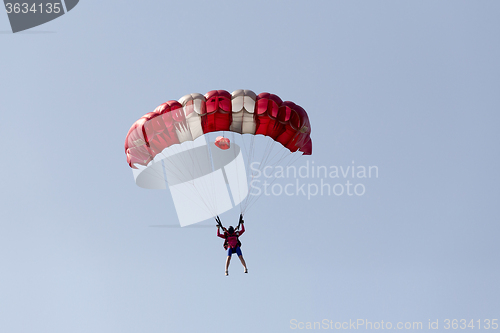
[1,1,499,332]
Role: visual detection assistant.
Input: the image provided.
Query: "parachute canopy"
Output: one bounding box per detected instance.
[125,89,312,226]
[125,89,312,169]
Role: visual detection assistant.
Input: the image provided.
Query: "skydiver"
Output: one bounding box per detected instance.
[216,214,248,276]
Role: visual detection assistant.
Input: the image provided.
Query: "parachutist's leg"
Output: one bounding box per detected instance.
[238,255,247,272]
[225,256,231,273]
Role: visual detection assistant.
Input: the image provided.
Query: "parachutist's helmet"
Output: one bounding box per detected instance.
[228,226,234,234]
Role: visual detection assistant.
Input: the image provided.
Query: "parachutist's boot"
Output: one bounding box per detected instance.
[244,268,248,273]
[225,271,228,276]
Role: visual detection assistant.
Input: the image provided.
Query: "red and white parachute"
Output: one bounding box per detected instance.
[125,89,312,225]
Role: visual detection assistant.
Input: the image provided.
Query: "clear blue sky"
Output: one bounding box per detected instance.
[1,1,499,332]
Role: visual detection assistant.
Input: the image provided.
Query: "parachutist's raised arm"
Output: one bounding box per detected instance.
[215,216,223,228]
[216,216,227,238]
[236,213,244,230]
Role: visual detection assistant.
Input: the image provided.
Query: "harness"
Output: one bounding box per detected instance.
[223,232,242,250]
[216,215,242,250]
